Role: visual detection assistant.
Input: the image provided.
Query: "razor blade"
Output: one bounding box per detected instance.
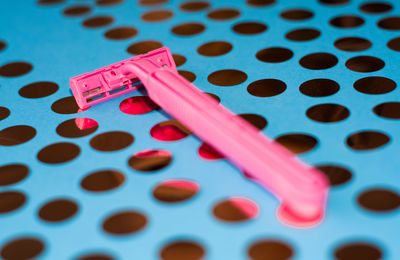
[70,47,176,109]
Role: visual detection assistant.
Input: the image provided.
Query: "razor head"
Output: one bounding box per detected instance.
[70,47,176,109]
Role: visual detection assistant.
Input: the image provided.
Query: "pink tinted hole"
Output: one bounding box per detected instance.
[277,203,324,228]
[160,179,199,191]
[120,96,158,115]
[78,107,90,113]
[228,197,259,219]
[134,149,171,158]
[198,142,224,160]
[150,120,191,141]
[74,117,99,130]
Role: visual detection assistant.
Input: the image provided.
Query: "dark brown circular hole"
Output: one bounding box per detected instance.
[208,69,247,86]
[197,41,232,57]
[139,0,168,6]
[357,188,400,212]
[104,26,137,40]
[256,47,293,63]
[0,164,29,186]
[299,79,340,97]
[360,2,392,14]
[373,102,400,119]
[38,198,79,222]
[330,15,365,28]
[37,0,64,5]
[178,70,196,82]
[127,40,163,55]
[81,170,125,192]
[0,125,36,146]
[319,0,349,4]
[82,16,114,28]
[285,28,320,42]
[306,103,350,123]
[334,37,372,52]
[246,0,276,7]
[171,23,206,36]
[0,107,10,121]
[345,56,384,72]
[232,22,267,35]
[377,16,400,30]
[280,9,313,21]
[37,142,80,164]
[248,239,294,260]
[346,130,390,151]
[76,253,115,260]
[0,62,33,77]
[354,76,396,94]
[247,79,286,97]
[387,37,400,51]
[90,131,134,152]
[275,133,318,154]
[207,8,240,21]
[239,113,268,130]
[141,10,173,22]
[0,41,6,52]
[51,96,81,114]
[180,1,210,12]
[96,0,123,6]
[334,242,383,260]
[19,81,59,98]
[315,164,352,186]
[0,191,26,214]
[172,54,187,67]
[63,5,91,17]
[206,92,220,103]
[160,240,205,260]
[299,53,338,70]
[0,237,44,260]
[102,210,148,235]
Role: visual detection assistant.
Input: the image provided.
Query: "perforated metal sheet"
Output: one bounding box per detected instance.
[0,0,399,259]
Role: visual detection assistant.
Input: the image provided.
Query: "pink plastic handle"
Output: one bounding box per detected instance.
[70,47,329,227]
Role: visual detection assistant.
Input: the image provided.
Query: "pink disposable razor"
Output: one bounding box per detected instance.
[70,47,329,227]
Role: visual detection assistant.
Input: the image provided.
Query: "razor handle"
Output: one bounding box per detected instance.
[122,59,329,228]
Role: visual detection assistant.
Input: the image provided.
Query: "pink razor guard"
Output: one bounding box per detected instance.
[70,47,329,227]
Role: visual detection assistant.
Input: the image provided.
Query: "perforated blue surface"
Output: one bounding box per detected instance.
[0,0,399,259]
